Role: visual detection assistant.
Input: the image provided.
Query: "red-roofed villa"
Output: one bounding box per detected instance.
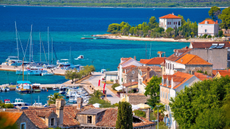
[159,13,181,31]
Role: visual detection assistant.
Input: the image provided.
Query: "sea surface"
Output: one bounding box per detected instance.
[0,6,215,104]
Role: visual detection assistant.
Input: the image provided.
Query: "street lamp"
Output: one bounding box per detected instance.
[156,105,161,129]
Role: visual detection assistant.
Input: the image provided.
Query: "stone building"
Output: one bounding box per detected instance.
[1,98,156,129]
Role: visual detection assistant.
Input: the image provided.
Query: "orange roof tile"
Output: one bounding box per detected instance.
[166,48,192,61]
[140,57,166,65]
[218,71,230,77]
[176,54,212,65]
[123,82,138,87]
[212,69,230,76]
[161,72,194,89]
[0,112,22,127]
[199,19,218,24]
[159,14,181,19]
[194,72,212,81]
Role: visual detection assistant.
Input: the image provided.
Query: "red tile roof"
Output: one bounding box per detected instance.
[123,82,138,87]
[0,112,22,127]
[199,19,218,24]
[159,14,181,19]
[176,54,212,65]
[212,69,230,76]
[161,72,194,89]
[218,71,230,77]
[140,57,166,65]
[190,42,230,49]
[194,72,212,81]
[166,48,192,61]
[96,108,155,127]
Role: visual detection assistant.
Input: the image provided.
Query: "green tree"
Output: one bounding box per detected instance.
[129,27,135,35]
[91,90,103,99]
[148,16,158,29]
[209,6,221,20]
[219,30,224,37]
[170,76,230,129]
[219,7,230,29]
[155,27,164,34]
[116,102,133,129]
[48,93,64,105]
[144,76,162,108]
[65,70,75,83]
[107,23,121,34]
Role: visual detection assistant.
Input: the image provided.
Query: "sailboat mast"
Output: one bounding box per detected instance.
[51,38,53,64]
[22,58,24,81]
[47,27,49,65]
[15,21,19,60]
[69,47,71,64]
[29,25,33,62]
[39,32,41,62]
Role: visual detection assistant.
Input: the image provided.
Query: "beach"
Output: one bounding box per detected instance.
[95,34,225,42]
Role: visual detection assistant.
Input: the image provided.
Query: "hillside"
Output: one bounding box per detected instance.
[1,0,230,7]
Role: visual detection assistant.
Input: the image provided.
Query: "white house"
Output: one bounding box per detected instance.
[198,19,219,36]
[159,13,181,31]
[160,72,200,129]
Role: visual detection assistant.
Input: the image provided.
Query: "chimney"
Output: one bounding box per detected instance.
[134,56,136,60]
[146,108,150,121]
[77,97,83,109]
[171,77,174,89]
[147,67,150,79]
[205,20,208,24]
[56,99,65,127]
[172,12,174,15]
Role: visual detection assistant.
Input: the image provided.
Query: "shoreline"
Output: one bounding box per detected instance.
[95,34,223,43]
[0,4,228,9]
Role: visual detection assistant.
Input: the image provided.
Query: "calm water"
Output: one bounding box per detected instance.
[0,6,214,103]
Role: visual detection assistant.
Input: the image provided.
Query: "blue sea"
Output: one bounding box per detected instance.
[0,6,216,104]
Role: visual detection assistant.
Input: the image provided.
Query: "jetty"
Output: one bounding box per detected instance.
[0,65,65,76]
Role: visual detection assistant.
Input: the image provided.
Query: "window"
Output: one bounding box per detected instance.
[178,21,180,25]
[168,93,170,100]
[20,122,26,129]
[51,118,54,126]
[140,79,142,85]
[205,29,207,33]
[87,116,92,123]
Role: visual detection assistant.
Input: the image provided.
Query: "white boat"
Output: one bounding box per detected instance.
[32,102,43,107]
[16,81,32,93]
[41,72,53,76]
[53,87,59,91]
[16,67,48,76]
[13,98,27,106]
[4,99,11,104]
[75,55,84,60]
[32,83,41,92]
[1,56,22,66]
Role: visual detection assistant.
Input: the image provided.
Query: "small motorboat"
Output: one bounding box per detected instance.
[13,98,28,106]
[41,72,53,76]
[32,102,43,107]
[53,87,59,91]
[4,99,11,104]
[75,55,84,60]
[32,83,41,93]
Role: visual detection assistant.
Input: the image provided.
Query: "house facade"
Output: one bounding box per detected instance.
[198,19,219,36]
[160,72,200,129]
[165,53,213,75]
[159,13,181,31]
[117,57,143,85]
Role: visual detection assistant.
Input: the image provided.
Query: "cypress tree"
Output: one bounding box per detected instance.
[116,102,133,129]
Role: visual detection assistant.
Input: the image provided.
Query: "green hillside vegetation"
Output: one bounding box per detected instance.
[107,15,198,39]
[1,0,230,7]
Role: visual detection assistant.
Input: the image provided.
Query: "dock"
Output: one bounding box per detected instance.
[0,65,66,76]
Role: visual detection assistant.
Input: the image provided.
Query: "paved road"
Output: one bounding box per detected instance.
[84,72,120,104]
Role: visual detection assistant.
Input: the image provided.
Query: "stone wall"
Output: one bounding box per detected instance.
[184,65,213,75]
[126,67,139,83]
[16,113,37,129]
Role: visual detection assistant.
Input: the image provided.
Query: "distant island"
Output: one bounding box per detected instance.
[1,0,230,7]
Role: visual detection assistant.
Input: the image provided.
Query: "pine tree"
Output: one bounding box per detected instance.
[116,102,133,129]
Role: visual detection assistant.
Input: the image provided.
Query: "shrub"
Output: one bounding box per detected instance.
[208,35,212,38]
[202,34,208,38]
[110,79,114,82]
[112,83,120,90]
[134,110,146,117]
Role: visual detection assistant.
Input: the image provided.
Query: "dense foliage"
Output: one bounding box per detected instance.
[65,65,95,83]
[219,7,230,29]
[144,76,161,108]
[116,102,133,129]
[1,0,230,7]
[111,83,120,90]
[134,110,146,117]
[107,14,198,38]
[48,93,64,105]
[208,6,221,20]
[0,100,14,108]
[169,76,230,129]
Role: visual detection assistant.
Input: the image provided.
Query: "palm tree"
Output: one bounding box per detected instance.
[48,93,64,105]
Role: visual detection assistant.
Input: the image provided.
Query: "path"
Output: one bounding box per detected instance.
[83,72,120,104]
